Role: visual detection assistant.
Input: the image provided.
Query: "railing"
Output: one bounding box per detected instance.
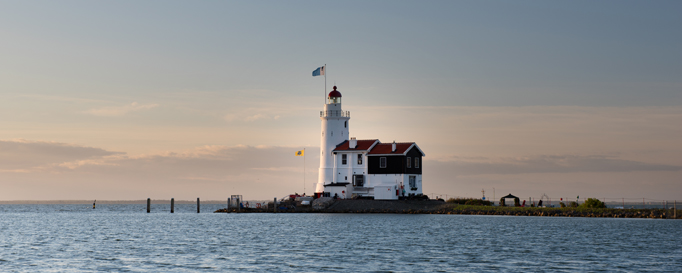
[353,187,370,193]
[320,110,350,117]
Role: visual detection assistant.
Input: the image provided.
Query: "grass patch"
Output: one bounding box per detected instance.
[449,204,674,218]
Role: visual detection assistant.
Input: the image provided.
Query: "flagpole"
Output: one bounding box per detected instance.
[303,148,306,195]
[324,64,327,103]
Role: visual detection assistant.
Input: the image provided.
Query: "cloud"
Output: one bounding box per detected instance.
[222,103,294,122]
[11,144,321,199]
[84,102,159,117]
[430,154,682,176]
[224,112,280,122]
[72,145,313,176]
[0,140,320,199]
[17,94,107,103]
[2,139,681,200]
[0,139,123,172]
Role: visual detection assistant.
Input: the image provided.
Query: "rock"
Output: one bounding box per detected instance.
[312,197,335,210]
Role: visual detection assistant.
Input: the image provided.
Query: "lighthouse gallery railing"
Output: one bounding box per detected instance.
[320,110,350,117]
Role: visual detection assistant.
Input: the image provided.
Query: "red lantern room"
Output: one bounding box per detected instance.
[328,86,342,104]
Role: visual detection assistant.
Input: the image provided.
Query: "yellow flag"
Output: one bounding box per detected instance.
[295,150,304,156]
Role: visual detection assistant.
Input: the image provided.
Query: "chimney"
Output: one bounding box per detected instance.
[349,137,357,149]
[391,141,396,152]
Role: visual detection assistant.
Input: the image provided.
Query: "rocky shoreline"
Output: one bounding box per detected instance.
[214,199,680,219]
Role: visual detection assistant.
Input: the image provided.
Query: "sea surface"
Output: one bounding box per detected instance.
[0,204,680,272]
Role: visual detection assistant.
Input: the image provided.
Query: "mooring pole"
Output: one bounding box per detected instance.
[675,200,677,219]
[237,197,240,212]
[197,198,200,213]
[227,198,230,210]
[171,198,174,213]
[274,197,277,213]
[147,198,151,213]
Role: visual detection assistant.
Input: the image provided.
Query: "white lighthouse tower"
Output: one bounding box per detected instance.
[315,86,350,196]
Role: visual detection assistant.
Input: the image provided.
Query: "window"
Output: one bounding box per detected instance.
[415,158,420,168]
[380,157,386,168]
[407,157,411,168]
[341,154,347,165]
[357,154,363,165]
[344,121,347,128]
[409,176,416,188]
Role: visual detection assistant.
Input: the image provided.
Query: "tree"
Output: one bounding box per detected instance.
[581,198,606,208]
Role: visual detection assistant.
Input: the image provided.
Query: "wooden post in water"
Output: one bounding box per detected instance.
[227,198,230,211]
[675,200,677,219]
[197,198,200,213]
[274,197,277,213]
[237,197,240,212]
[171,198,174,213]
[147,198,151,213]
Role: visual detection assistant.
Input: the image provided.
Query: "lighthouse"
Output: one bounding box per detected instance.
[315,86,350,196]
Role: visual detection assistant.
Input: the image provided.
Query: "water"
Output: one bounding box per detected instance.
[1,205,680,272]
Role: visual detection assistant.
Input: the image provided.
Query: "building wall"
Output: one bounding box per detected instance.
[333,151,367,184]
[374,185,399,200]
[316,101,349,193]
[326,184,353,199]
[366,174,403,188]
[402,174,423,195]
[367,147,423,175]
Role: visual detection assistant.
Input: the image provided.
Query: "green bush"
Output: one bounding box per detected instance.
[581,198,606,208]
[464,199,492,206]
[569,201,578,208]
[559,202,566,208]
[446,198,469,204]
[447,198,491,206]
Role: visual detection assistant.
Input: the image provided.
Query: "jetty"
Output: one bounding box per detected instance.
[214,199,680,219]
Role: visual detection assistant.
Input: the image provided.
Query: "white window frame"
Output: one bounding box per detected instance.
[409,176,416,188]
[380,157,386,168]
[357,154,362,165]
[341,154,347,165]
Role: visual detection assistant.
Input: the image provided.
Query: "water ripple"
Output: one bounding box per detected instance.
[0,205,680,272]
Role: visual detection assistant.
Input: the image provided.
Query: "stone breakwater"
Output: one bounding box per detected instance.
[443,207,677,219]
[215,200,680,219]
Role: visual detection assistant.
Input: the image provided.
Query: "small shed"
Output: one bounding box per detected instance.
[324,182,353,199]
[500,194,521,207]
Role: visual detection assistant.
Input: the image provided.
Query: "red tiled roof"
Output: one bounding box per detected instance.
[367,142,416,155]
[333,139,378,151]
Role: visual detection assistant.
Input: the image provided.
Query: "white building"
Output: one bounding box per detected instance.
[315,86,425,200]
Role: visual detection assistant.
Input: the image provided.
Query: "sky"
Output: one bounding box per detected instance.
[1,1,681,201]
